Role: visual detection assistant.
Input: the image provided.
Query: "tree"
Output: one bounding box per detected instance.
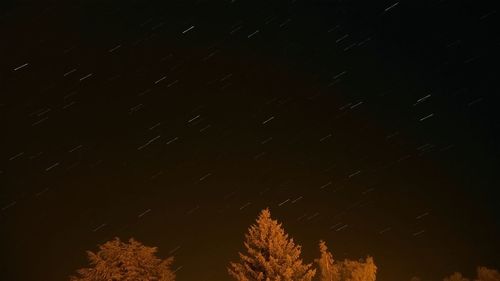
[314,240,376,281]
[70,237,175,281]
[444,272,469,281]
[337,257,377,281]
[316,240,339,281]
[475,267,500,281]
[228,208,316,281]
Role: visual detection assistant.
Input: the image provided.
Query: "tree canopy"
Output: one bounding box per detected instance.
[67,209,498,281]
[316,240,376,281]
[228,208,316,281]
[71,237,175,281]
[316,240,339,281]
[444,272,470,281]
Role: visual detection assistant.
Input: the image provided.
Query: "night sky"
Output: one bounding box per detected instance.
[1,1,499,281]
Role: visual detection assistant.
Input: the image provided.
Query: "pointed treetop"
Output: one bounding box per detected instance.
[258,208,272,220]
[229,208,316,281]
[319,240,328,253]
[316,240,337,281]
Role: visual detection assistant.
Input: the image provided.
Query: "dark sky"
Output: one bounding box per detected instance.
[1,1,499,281]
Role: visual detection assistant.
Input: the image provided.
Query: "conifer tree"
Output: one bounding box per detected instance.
[70,237,175,281]
[228,208,316,281]
[316,240,339,281]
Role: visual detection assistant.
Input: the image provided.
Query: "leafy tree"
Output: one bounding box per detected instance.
[70,237,175,281]
[228,208,316,281]
[316,240,339,281]
[475,267,500,281]
[444,272,469,281]
[337,256,377,281]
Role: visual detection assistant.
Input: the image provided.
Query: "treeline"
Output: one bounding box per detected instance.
[70,209,499,281]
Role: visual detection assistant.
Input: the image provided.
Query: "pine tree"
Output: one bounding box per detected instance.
[316,240,339,281]
[228,208,316,281]
[70,237,175,281]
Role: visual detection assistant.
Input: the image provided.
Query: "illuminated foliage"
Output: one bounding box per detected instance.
[228,208,316,281]
[444,272,470,281]
[316,240,339,281]
[315,240,376,281]
[476,267,500,281]
[70,237,175,281]
[336,256,377,281]
[442,266,500,281]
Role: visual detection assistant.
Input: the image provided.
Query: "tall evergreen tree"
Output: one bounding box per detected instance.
[70,237,175,281]
[316,240,339,281]
[228,208,316,281]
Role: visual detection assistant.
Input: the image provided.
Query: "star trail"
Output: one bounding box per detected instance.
[1,1,499,281]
